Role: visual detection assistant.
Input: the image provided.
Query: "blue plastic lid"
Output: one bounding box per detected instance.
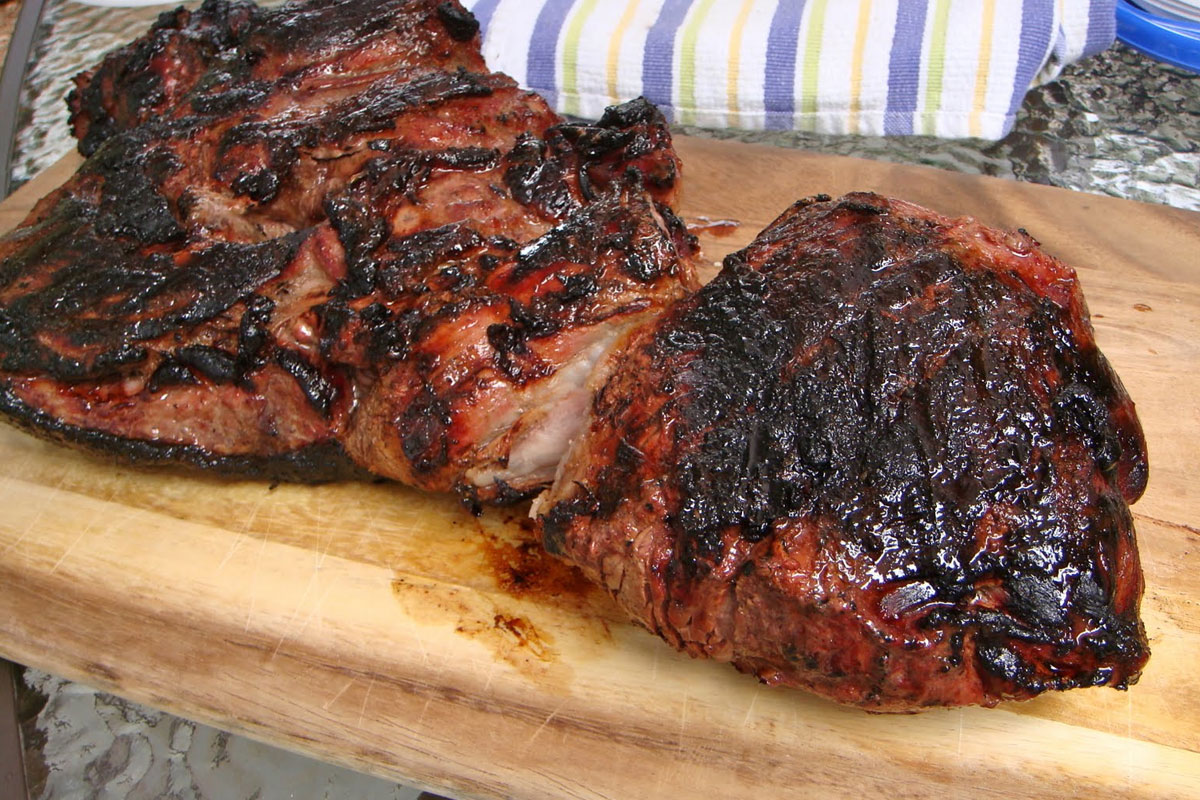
[1117,0,1200,73]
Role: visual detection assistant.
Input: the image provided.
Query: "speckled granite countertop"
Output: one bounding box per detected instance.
[1,2,1199,798]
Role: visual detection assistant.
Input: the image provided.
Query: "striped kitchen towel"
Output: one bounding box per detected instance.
[461,0,1115,139]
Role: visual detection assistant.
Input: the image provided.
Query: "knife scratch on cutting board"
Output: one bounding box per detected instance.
[49,520,95,575]
[217,491,267,572]
[323,676,357,710]
[244,532,273,631]
[270,570,321,660]
[740,691,759,728]
[525,698,569,748]
[357,674,376,728]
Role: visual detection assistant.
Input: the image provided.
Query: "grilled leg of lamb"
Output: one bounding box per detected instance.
[534,193,1149,709]
[0,0,694,495]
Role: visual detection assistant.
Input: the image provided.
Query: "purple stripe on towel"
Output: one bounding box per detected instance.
[1006,0,1055,121]
[763,0,806,131]
[470,0,501,37]
[1084,0,1117,58]
[884,0,929,135]
[527,0,574,108]
[643,0,693,123]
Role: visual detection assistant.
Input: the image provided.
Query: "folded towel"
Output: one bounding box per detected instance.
[463,0,1115,139]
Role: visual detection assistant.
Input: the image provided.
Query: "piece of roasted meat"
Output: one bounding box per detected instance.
[533,193,1150,710]
[0,0,695,498]
[67,0,491,156]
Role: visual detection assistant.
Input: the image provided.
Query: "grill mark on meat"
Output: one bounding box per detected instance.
[0,228,300,381]
[174,345,239,384]
[235,294,276,379]
[275,348,337,415]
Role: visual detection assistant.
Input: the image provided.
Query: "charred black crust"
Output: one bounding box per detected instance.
[235,294,275,379]
[174,344,239,384]
[487,321,529,379]
[275,348,337,416]
[378,223,487,297]
[190,80,272,116]
[232,168,282,204]
[91,141,184,244]
[0,215,300,380]
[596,96,663,129]
[457,476,536,509]
[670,196,1145,681]
[327,148,499,297]
[503,97,679,221]
[321,68,500,140]
[541,488,600,557]
[399,384,451,474]
[0,382,369,483]
[435,1,479,41]
[503,134,576,220]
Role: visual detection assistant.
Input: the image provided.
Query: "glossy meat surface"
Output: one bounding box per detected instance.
[0,0,693,492]
[338,188,696,501]
[68,0,488,155]
[534,193,1149,709]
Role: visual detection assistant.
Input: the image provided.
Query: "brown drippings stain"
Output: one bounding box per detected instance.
[1133,303,1152,312]
[490,613,551,660]
[82,661,120,684]
[392,508,632,690]
[475,518,598,607]
[452,611,555,664]
[687,216,741,237]
[390,575,566,688]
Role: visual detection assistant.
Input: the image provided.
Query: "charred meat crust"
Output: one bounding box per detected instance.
[0,217,301,382]
[538,193,1149,709]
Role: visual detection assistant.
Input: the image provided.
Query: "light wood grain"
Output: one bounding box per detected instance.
[0,138,1197,799]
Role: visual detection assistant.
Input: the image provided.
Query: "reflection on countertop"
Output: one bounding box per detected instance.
[18,669,423,799]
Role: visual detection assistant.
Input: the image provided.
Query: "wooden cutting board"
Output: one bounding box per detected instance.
[0,137,1198,800]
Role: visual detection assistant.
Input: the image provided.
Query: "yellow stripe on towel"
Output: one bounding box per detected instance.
[848,0,874,132]
[607,0,641,104]
[562,0,601,117]
[679,0,717,125]
[726,0,757,122]
[921,0,952,136]
[969,0,997,137]
[800,0,830,131]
